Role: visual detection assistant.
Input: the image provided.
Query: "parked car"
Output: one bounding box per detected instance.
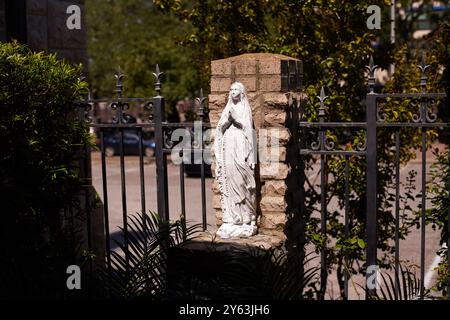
[183,149,212,177]
[103,130,155,157]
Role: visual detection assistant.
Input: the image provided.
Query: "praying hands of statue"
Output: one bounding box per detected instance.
[228,108,243,129]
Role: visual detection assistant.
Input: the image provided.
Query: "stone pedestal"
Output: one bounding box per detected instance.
[209,53,303,249]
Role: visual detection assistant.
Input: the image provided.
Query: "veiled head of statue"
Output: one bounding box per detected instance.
[229,82,245,102]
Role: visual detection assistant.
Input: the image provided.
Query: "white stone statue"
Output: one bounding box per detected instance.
[214,82,257,239]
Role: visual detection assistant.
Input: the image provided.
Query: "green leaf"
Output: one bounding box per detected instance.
[357,239,366,249]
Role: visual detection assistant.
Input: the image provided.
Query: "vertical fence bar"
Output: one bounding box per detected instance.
[417,54,430,299]
[420,127,427,298]
[344,155,350,300]
[200,136,207,230]
[320,152,327,300]
[100,129,111,270]
[138,128,147,220]
[366,93,377,298]
[119,126,129,269]
[153,65,169,222]
[82,138,93,279]
[394,130,400,299]
[180,149,186,220]
[447,146,450,296]
[317,87,327,300]
[114,70,129,270]
[197,89,207,230]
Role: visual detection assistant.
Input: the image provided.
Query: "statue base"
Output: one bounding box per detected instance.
[216,223,257,239]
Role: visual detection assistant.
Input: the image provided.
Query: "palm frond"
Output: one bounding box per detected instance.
[97,211,203,299]
[365,263,426,300]
[97,211,318,300]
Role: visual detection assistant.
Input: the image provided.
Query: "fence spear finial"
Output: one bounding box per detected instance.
[153,64,163,96]
[196,88,206,118]
[418,52,430,93]
[317,86,328,121]
[114,66,124,98]
[366,55,379,94]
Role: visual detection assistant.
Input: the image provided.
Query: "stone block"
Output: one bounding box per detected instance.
[234,75,257,92]
[259,212,286,230]
[257,228,286,242]
[260,163,289,180]
[212,194,221,209]
[234,59,257,75]
[258,127,290,147]
[259,145,286,163]
[211,76,231,93]
[263,92,289,109]
[260,196,287,212]
[212,179,220,194]
[211,59,232,76]
[278,128,291,144]
[259,75,282,92]
[261,180,287,196]
[246,92,263,128]
[259,59,281,75]
[208,94,227,107]
[263,109,286,127]
[215,209,223,225]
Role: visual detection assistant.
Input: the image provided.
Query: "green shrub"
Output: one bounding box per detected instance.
[0,41,90,298]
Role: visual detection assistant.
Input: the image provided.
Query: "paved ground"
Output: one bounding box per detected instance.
[91,152,216,240]
[90,143,445,299]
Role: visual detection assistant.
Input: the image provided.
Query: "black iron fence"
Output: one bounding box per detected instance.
[297,55,449,299]
[75,66,211,272]
[76,57,449,300]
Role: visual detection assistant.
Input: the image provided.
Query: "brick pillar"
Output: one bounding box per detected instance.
[209,53,302,247]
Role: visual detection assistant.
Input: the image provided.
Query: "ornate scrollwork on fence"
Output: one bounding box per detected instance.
[163,127,174,149]
[310,135,321,151]
[144,101,154,122]
[75,102,93,123]
[110,102,133,124]
[411,98,439,124]
[324,136,336,151]
[356,135,367,152]
[425,102,438,123]
[377,104,387,122]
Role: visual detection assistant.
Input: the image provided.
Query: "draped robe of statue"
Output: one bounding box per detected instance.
[214,82,257,238]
